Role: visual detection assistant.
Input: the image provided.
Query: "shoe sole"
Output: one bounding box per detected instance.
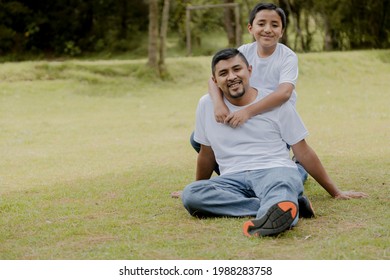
[243,201,297,237]
[298,196,315,218]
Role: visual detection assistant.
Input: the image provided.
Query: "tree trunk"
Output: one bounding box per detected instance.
[281,0,303,51]
[323,15,340,51]
[159,0,170,78]
[148,0,159,68]
[323,14,330,51]
[223,0,236,47]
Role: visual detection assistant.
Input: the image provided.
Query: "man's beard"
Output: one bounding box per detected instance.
[227,79,246,99]
[228,88,245,99]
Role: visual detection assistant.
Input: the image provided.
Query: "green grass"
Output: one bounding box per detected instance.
[0,50,389,260]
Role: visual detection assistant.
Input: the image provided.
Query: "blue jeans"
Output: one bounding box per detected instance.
[190,131,308,183]
[182,167,303,225]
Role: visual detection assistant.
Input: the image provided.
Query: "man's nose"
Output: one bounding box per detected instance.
[227,71,237,80]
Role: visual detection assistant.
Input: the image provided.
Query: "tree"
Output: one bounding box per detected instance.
[279,0,316,52]
[1,0,389,58]
[158,0,170,78]
[147,0,171,78]
[147,0,159,68]
[223,0,236,47]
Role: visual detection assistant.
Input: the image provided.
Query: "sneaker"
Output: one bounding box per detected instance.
[243,201,298,237]
[298,195,315,218]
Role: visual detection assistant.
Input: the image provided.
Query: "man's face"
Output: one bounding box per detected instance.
[212,55,252,102]
[248,9,284,50]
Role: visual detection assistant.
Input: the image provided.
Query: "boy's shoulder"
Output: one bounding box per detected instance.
[238,42,257,53]
[277,43,297,57]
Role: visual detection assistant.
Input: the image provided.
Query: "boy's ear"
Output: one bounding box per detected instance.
[247,23,253,34]
[280,29,285,39]
[212,76,217,84]
[247,24,256,41]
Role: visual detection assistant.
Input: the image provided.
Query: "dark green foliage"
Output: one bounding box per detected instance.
[280,0,390,51]
[0,0,149,56]
[0,0,389,59]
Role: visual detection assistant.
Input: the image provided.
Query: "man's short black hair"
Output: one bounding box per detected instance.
[211,48,249,76]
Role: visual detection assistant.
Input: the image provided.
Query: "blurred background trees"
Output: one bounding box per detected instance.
[0,0,389,60]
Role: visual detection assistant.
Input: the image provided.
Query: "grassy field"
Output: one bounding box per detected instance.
[0,50,389,260]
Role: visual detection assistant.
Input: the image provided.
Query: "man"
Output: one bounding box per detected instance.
[181,48,367,237]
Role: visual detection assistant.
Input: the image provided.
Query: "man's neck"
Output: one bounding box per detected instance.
[226,87,258,107]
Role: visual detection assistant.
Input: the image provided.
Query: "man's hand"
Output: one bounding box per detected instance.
[214,103,230,123]
[334,190,368,199]
[224,108,251,128]
[171,190,182,199]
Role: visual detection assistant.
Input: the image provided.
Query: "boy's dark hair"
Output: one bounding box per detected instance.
[211,48,249,76]
[248,3,287,30]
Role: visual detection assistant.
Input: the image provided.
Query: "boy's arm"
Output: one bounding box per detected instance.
[225,83,293,128]
[208,77,230,123]
[196,144,217,181]
[291,139,368,199]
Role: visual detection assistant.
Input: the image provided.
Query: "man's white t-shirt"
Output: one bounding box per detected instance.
[238,42,298,105]
[194,89,308,176]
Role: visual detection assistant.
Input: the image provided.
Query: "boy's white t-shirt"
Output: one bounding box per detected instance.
[194,89,308,176]
[238,42,298,105]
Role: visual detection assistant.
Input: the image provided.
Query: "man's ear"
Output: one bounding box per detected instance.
[212,76,217,84]
[248,65,253,77]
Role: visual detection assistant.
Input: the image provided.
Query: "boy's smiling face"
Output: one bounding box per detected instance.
[248,9,284,51]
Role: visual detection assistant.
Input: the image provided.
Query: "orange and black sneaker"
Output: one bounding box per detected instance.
[298,195,315,218]
[242,201,297,237]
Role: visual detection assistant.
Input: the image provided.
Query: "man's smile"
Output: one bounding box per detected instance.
[228,80,242,89]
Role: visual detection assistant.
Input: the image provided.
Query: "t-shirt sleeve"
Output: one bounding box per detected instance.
[238,43,251,58]
[279,52,298,87]
[194,95,211,146]
[278,102,308,145]
[238,44,246,53]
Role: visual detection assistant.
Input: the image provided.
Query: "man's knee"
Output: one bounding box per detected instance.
[182,182,204,215]
[275,169,303,194]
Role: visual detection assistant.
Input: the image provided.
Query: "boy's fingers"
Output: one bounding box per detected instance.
[224,114,233,124]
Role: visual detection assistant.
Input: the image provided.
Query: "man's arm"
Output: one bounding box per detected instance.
[196,144,217,181]
[224,83,293,128]
[291,139,368,199]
